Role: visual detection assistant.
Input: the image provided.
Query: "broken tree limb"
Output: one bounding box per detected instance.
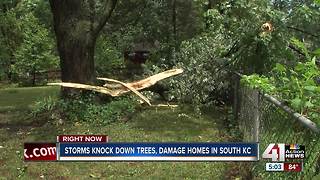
[151,104,178,108]
[48,68,183,106]
[47,82,116,96]
[97,78,151,106]
[47,82,151,105]
[98,68,183,92]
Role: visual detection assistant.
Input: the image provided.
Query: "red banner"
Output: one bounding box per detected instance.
[24,143,56,161]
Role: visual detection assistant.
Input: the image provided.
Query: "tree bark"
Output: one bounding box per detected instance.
[49,0,117,97]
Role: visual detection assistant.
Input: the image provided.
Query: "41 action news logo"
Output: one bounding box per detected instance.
[262,143,305,162]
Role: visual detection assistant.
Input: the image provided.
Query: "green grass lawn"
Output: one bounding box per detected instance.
[0,86,230,179]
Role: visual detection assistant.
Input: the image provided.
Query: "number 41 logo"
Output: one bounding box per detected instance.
[262,143,285,162]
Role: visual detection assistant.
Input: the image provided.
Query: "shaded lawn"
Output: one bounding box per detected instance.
[0,86,229,179]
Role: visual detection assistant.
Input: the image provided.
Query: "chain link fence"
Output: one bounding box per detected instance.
[232,73,320,179]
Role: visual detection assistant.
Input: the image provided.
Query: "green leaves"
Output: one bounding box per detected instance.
[274,63,286,73]
[169,33,232,107]
[291,97,302,110]
[312,48,320,57]
[169,0,320,110]
[305,100,314,108]
[304,86,317,92]
[241,74,275,93]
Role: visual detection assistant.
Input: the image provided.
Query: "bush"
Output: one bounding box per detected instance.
[32,94,138,125]
[31,96,57,116]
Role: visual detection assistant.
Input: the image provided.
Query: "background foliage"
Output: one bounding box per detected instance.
[0,0,58,85]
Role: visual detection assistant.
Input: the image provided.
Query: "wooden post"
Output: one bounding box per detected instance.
[252,90,260,142]
[233,73,240,121]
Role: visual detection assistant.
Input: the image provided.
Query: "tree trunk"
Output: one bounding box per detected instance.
[55,29,96,84]
[49,0,117,97]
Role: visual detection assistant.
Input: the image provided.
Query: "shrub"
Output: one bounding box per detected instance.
[31,94,138,125]
[31,96,57,116]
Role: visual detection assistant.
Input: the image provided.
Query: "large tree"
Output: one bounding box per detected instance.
[49,0,117,96]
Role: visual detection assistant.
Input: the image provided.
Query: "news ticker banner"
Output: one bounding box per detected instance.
[58,142,258,161]
[24,135,258,161]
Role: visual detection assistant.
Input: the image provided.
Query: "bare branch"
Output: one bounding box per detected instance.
[287,26,320,38]
[93,0,117,35]
[288,44,306,57]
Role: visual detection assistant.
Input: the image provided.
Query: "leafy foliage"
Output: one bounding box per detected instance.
[169,34,231,108]
[95,35,124,77]
[11,13,58,85]
[169,0,290,107]
[32,96,57,116]
[0,1,58,84]
[242,41,320,124]
[241,74,275,93]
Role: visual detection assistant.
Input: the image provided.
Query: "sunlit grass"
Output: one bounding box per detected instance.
[0,86,59,112]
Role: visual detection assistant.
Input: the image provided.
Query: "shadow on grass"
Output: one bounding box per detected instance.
[130,105,228,141]
[0,86,61,142]
[0,110,33,130]
[0,110,62,143]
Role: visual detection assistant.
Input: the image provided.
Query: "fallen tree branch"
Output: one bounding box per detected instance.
[97,77,151,106]
[151,104,178,108]
[48,68,183,106]
[47,82,116,95]
[98,68,183,92]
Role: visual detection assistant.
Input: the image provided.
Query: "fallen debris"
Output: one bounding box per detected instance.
[48,68,183,106]
[151,104,178,108]
[96,77,151,106]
